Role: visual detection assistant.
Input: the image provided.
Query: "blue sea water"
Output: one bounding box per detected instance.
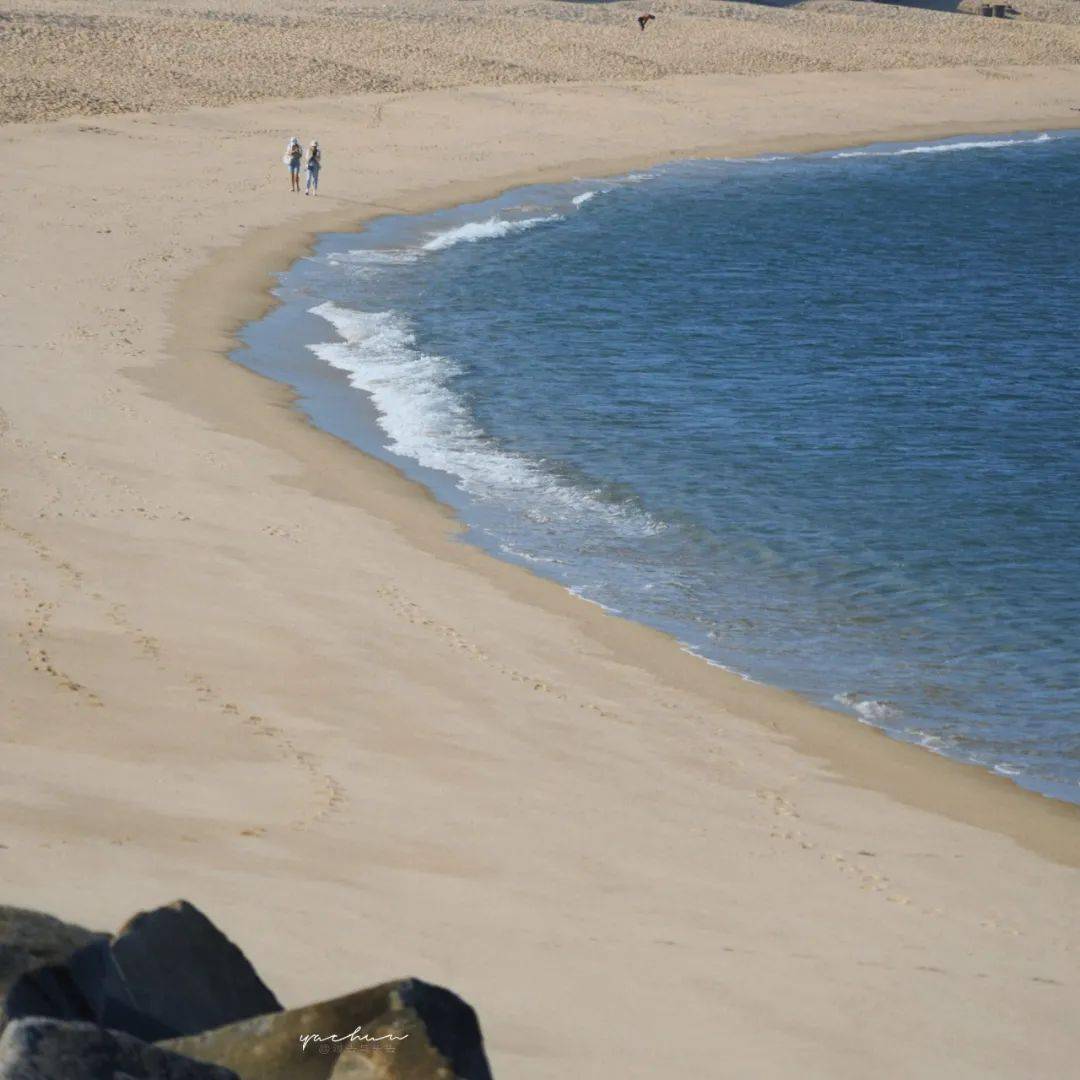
[238,131,1080,802]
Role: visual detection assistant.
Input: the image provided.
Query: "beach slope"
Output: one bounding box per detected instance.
[2,9,1080,1075]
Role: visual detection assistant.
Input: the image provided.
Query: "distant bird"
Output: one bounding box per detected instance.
[638,13,656,30]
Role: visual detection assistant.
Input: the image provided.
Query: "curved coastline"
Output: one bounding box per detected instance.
[235,136,1080,809]
[156,127,1080,867]
[9,67,1080,1076]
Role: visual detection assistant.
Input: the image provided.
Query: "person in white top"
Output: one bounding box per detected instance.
[283,136,303,193]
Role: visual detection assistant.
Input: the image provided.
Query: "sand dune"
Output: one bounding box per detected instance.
[4,0,1080,122]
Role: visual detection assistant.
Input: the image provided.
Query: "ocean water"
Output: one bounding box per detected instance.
[237,131,1080,802]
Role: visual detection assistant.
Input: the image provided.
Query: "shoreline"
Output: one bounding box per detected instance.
[187,131,1080,861]
[230,139,1080,812]
[6,68,1080,1075]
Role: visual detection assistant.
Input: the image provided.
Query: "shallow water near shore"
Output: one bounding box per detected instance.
[237,131,1080,803]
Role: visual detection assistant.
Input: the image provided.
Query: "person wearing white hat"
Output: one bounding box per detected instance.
[283,136,303,193]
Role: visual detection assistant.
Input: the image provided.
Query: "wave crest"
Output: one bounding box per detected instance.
[834,133,1052,159]
[306,301,659,538]
[422,214,563,252]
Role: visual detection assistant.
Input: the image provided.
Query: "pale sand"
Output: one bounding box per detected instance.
[5,0,1080,123]
[2,13,1080,1076]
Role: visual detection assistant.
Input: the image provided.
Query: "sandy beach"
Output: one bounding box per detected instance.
[3,0,1080,1074]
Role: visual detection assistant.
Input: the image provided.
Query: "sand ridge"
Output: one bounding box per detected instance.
[4,0,1080,122]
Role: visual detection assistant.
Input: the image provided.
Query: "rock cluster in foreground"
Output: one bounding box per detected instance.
[0,901,491,1079]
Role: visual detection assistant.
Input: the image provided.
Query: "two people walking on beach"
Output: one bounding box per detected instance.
[284,136,322,195]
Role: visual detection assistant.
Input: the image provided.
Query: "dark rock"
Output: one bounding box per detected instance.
[395,980,492,1080]
[0,1017,239,1080]
[2,962,94,1033]
[4,902,281,1042]
[163,978,492,1080]
[0,908,105,1030]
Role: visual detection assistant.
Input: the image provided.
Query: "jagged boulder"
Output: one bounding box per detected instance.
[0,908,104,1031]
[0,1017,239,1080]
[2,904,492,1078]
[163,978,492,1080]
[4,902,280,1041]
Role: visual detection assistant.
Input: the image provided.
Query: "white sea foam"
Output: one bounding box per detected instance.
[833,133,1052,159]
[572,189,613,207]
[335,248,420,265]
[421,214,562,252]
[723,155,790,165]
[497,543,563,565]
[835,692,903,725]
[326,248,421,272]
[909,729,946,751]
[694,647,759,683]
[327,213,563,268]
[993,762,1023,777]
[307,301,659,537]
[327,194,595,271]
